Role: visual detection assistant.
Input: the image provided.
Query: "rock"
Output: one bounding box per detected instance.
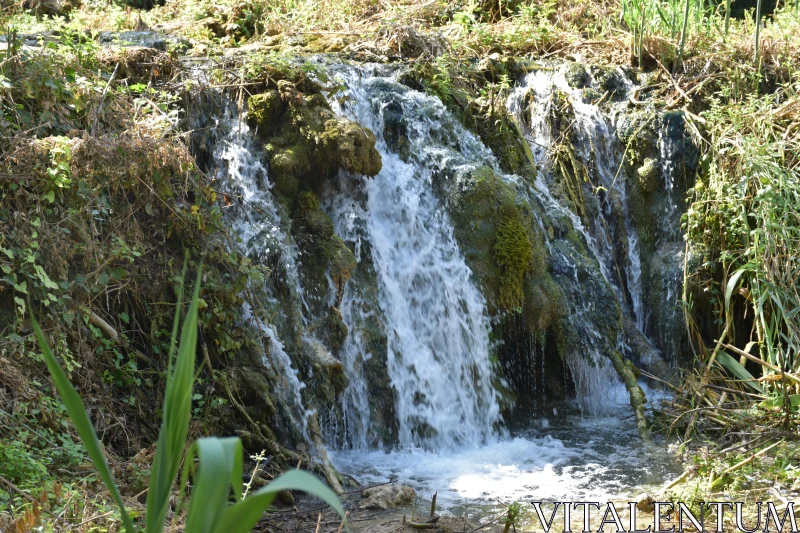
[636,493,656,513]
[636,157,659,193]
[22,0,76,16]
[248,80,381,200]
[97,31,190,52]
[359,484,416,510]
[302,337,348,403]
[276,489,295,506]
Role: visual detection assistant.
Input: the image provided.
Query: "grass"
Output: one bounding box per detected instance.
[29,268,344,533]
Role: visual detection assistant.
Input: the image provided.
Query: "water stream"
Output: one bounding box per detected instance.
[199,60,681,515]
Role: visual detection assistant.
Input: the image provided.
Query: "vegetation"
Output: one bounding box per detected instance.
[30,271,343,533]
[2,0,800,527]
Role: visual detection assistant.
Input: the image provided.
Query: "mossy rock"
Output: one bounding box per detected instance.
[291,191,356,315]
[636,157,659,193]
[302,337,348,404]
[248,80,381,206]
[447,166,546,313]
[248,90,282,133]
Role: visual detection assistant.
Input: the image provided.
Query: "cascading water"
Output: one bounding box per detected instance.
[507,66,648,338]
[210,107,312,438]
[325,66,501,450]
[315,62,678,508]
[190,59,682,513]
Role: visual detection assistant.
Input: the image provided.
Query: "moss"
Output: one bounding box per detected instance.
[248,79,381,205]
[447,165,548,314]
[636,157,659,193]
[495,215,533,309]
[291,191,356,318]
[248,89,282,131]
[325,119,383,176]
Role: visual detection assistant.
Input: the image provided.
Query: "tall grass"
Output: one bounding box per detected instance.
[619,0,788,68]
[684,84,800,397]
[32,268,344,533]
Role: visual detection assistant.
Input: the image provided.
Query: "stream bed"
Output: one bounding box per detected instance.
[330,382,680,518]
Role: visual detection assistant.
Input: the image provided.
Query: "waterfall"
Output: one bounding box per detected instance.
[210,107,312,438]
[506,65,661,393]
[325,66,501,450]
[508,66,646,329]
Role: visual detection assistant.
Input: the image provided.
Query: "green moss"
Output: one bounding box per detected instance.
[495,215,533,309]
[249,80,381,205]
[248,89,282,130]
[447,166,549,314]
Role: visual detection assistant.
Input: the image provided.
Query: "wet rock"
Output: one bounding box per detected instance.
[564,62,591,89]
[302,337,348,403]
[249,80,381,201]
[359,484,416,510]
[636,492,664,513]
[636,157,659,193]
[446,166,546,313]
[97,31,190,52]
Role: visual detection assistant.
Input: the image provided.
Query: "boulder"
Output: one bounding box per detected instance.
[359,484,416,510]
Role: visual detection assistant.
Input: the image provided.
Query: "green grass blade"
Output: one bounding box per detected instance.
[146,266,203,533]
[32,317,137,533]
[214,470,345,533]
[717,351,764,393]
[184,438,240,533]
[167,257,189,377]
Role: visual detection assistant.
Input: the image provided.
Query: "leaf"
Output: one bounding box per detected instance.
[717,351,763,393]
[43,190,55,204]
[146,264,201,533]
[13,281,28,294]
[31,317,136,533]
[759,395,800,409]
[34,265,59,290]
[214,470,344,533]
[0,247,13,259]
[725,267,747,314]
[184,437,243,533]
[119,312,130,324]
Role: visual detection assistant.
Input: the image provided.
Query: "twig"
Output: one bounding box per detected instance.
[92,62,120,135]
[0,475,37,503]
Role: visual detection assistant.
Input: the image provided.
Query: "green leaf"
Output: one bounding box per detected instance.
[184,437,244,533]
[13,280,28,294]
[725,267,746,314]
[717,351,763,393]
[0,247,13,259]
[31,316,137,533]
[760,395,800,409]
[119,312,130,324]
[35,264,59,290]
[146,264,201,533]
[43,190,56,203]
[214,470,344,533]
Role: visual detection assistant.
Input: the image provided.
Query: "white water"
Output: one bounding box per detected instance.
[327,67,501,450]
[202,64,680,512]
[331,381,676,509]
[311,64,679,511]
[508,66,648,332]
[211,108,312,439]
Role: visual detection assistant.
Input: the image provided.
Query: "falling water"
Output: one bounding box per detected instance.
[325,66,501,450]
[508,66,648,332]
[211,107,312,438]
